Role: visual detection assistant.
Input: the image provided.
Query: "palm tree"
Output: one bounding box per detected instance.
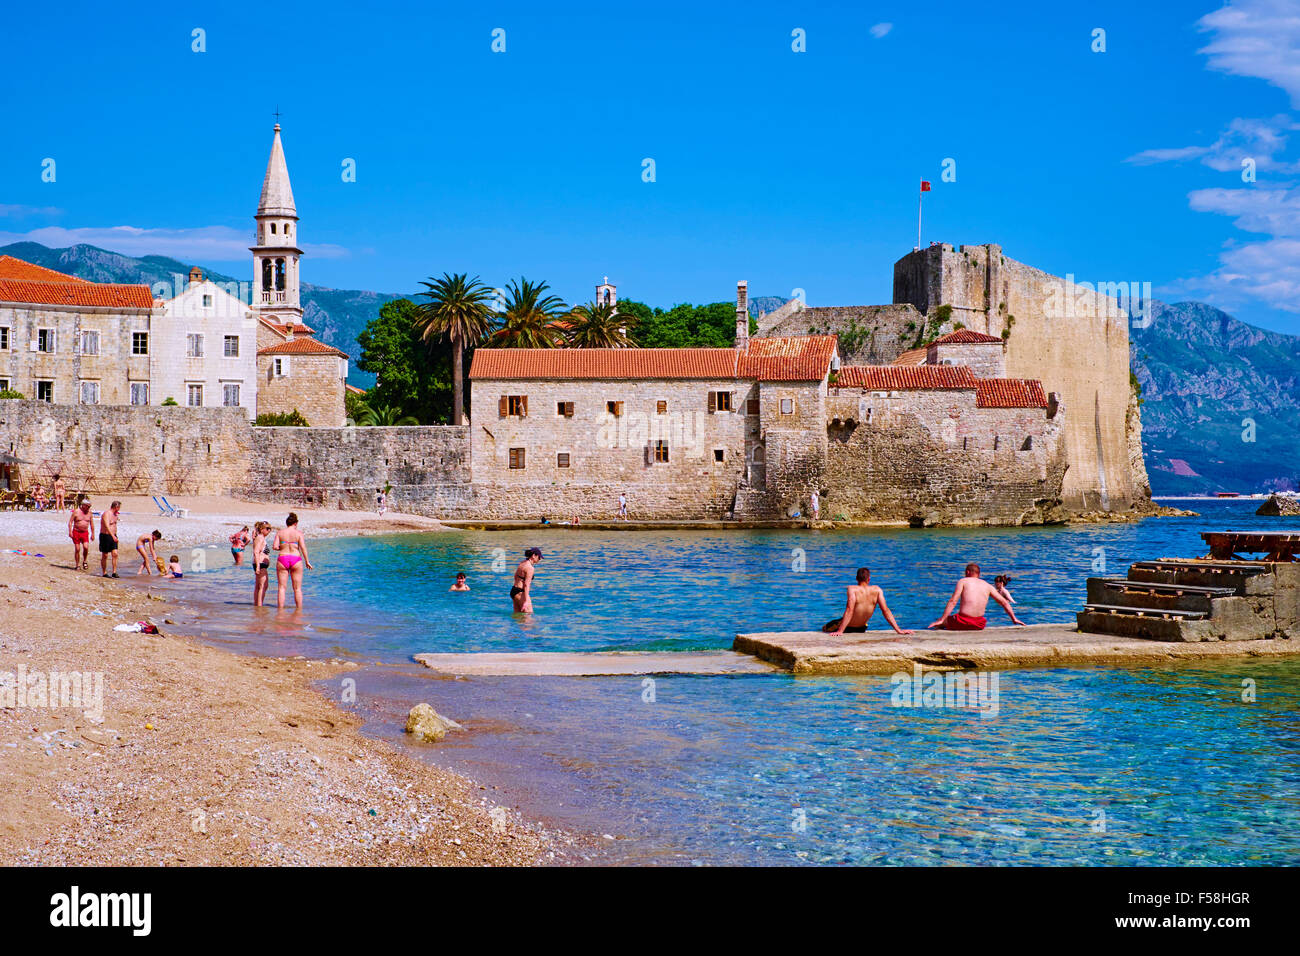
[564,301,636,348]
[360,404,419,426]
[490,277,566,349]
[416,273,496,425]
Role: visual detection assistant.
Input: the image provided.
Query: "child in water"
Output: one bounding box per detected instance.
[168,555,184,579]
[994,574,1015,605]
[450,572,470,592]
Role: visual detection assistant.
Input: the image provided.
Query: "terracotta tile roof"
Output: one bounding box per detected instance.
[0,277,154,309]
[0,255,89,283]
[834,365,978,390]
[890,347,928,366]
[738,335,837,381]
[259,317,318,337]
[344,383,367,395]
[929,329,1003,345]
[470,348,739,380]
[975,378,1049,408]
[258,337,348,357]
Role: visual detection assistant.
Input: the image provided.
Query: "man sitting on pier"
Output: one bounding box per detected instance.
[822,567,911,637]
[928,563,1026,630]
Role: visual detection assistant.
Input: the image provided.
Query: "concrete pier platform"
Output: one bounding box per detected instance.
[733,623,1300,675]
[414,650,779,677]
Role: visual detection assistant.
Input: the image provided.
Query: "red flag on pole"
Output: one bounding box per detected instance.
[920,181,932,192]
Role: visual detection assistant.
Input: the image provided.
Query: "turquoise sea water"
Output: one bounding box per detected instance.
[175,500,1300,865]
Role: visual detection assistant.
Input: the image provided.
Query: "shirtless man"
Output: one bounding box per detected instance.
[822,567,911,636]
[53,475,66,511]
[929,562,1026,630]
[136,530,162,575]
[67,500,95,571]
[99,501,122,577]
[272,512,313,609]
[511,548,541,612]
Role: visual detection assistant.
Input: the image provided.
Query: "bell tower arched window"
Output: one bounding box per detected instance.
[275,259,286,291]
[261,258,273,291]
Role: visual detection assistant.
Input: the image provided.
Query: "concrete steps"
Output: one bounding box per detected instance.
[1077,557,1300,643]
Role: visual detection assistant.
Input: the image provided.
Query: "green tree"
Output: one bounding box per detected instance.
[628,300,742,348]
[564,301,636,348]
[359,404,419,426]
[255,409,310,426]
[490,277,565,348]
[356,298,453,423]
[416,273,496,425]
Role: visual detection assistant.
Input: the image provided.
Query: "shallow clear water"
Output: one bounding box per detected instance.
[169,500,1300,865]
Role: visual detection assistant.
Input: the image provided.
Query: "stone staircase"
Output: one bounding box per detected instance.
[1077,559,1300,642]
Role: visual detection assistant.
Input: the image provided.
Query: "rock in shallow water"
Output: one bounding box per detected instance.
[404,703,463,742]
[1256,494,1300,516]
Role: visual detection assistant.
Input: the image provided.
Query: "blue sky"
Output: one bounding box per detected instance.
[3,0,1300,332]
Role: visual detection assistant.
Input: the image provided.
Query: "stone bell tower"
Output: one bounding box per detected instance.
[250,123,303,326]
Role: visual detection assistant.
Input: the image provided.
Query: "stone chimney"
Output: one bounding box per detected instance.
[188,266,204,286]
[735,280,749,350]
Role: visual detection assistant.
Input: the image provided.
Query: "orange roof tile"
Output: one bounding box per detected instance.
[929,329,1002,345]
[259,317,318,337]
[470,348,738,380]
[0,278,153,309]
[890,347,928,366]
[834,365,978,390]
[258,337,348,357]
[0,255,89,283]
[975,378,1049,408]
[738,335,837,381]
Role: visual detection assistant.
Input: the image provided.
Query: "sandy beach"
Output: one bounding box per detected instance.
[0,497,582,866]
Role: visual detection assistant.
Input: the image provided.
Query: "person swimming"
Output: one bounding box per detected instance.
[450,572,470,592]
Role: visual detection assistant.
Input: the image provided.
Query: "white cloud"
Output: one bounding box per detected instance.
[1198,0,1300,107]
[0,224,348,261]
[1166,237,1300,313]
[1187,183,1300,235]
[0,204,62,218]
[870,23,892,39]
[1125,115,1299,172]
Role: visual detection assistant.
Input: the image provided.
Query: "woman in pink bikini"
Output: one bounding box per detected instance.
[272,512,313,609]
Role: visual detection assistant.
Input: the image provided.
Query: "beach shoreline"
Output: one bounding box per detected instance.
[0,499,587,866]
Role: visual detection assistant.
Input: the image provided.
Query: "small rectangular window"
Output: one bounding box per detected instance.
[202,294,213,307]
[780,398,794,414]
[273,357,289,377]
[36,380,53,402]
[0,327,8,350]
[708,391,733,413]
[746,398,760,415]
[224,335,240,357]
[653,440,669,463]
[656,400,668,414]
[187,383,204,407]
[557,452,570,468]
[508,447,526,469]
[80,330,99,356]
[130,382,149,406]
[0,379,8,391]
[223,383,241,407]
[557,401,574,417]
[713,448,725,462]
[132,331,149,355]
[607,400,624,417]
[186,333,204,358]
[79,381,100,405]
[502,395,528,417]
[36,328,55,353]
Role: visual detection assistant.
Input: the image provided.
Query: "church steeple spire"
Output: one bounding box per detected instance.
[250,122,303,324]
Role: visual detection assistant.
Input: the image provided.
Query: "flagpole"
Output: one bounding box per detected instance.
[916,184,922,252]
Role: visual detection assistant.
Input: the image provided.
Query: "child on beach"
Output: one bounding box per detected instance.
[450,572,470,592]
[168,555,184,579]
[135,530,162,575]
[251,521,271,607]
[376,488,386,516]
[230,526,251,565]
[994,574,1015,605]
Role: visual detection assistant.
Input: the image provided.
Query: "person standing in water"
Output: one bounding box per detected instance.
[251,521,272,607]
[230,526,251,566]
[511,548,542,612]
[272,512,313,609]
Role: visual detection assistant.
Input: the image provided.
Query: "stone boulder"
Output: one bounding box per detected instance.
[404,703,463,742]
[1256,494,1300,517]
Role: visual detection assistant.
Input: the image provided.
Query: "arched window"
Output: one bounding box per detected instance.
[284,223,291,237]
[261,258,273,291]
[275,259,286,291]
[270,222,277,234]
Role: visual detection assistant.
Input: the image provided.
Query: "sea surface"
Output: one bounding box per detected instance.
[162,500,1300,865]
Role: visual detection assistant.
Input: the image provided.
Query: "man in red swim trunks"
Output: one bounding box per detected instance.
[928,562,1026,630]
[67,500,95,572]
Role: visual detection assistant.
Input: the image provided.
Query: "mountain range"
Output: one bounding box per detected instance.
[4,241,1297,496]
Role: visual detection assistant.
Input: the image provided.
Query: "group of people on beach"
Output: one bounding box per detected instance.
[229,515,313,608]
[67,499,178,579]
[821,562,1023,636]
